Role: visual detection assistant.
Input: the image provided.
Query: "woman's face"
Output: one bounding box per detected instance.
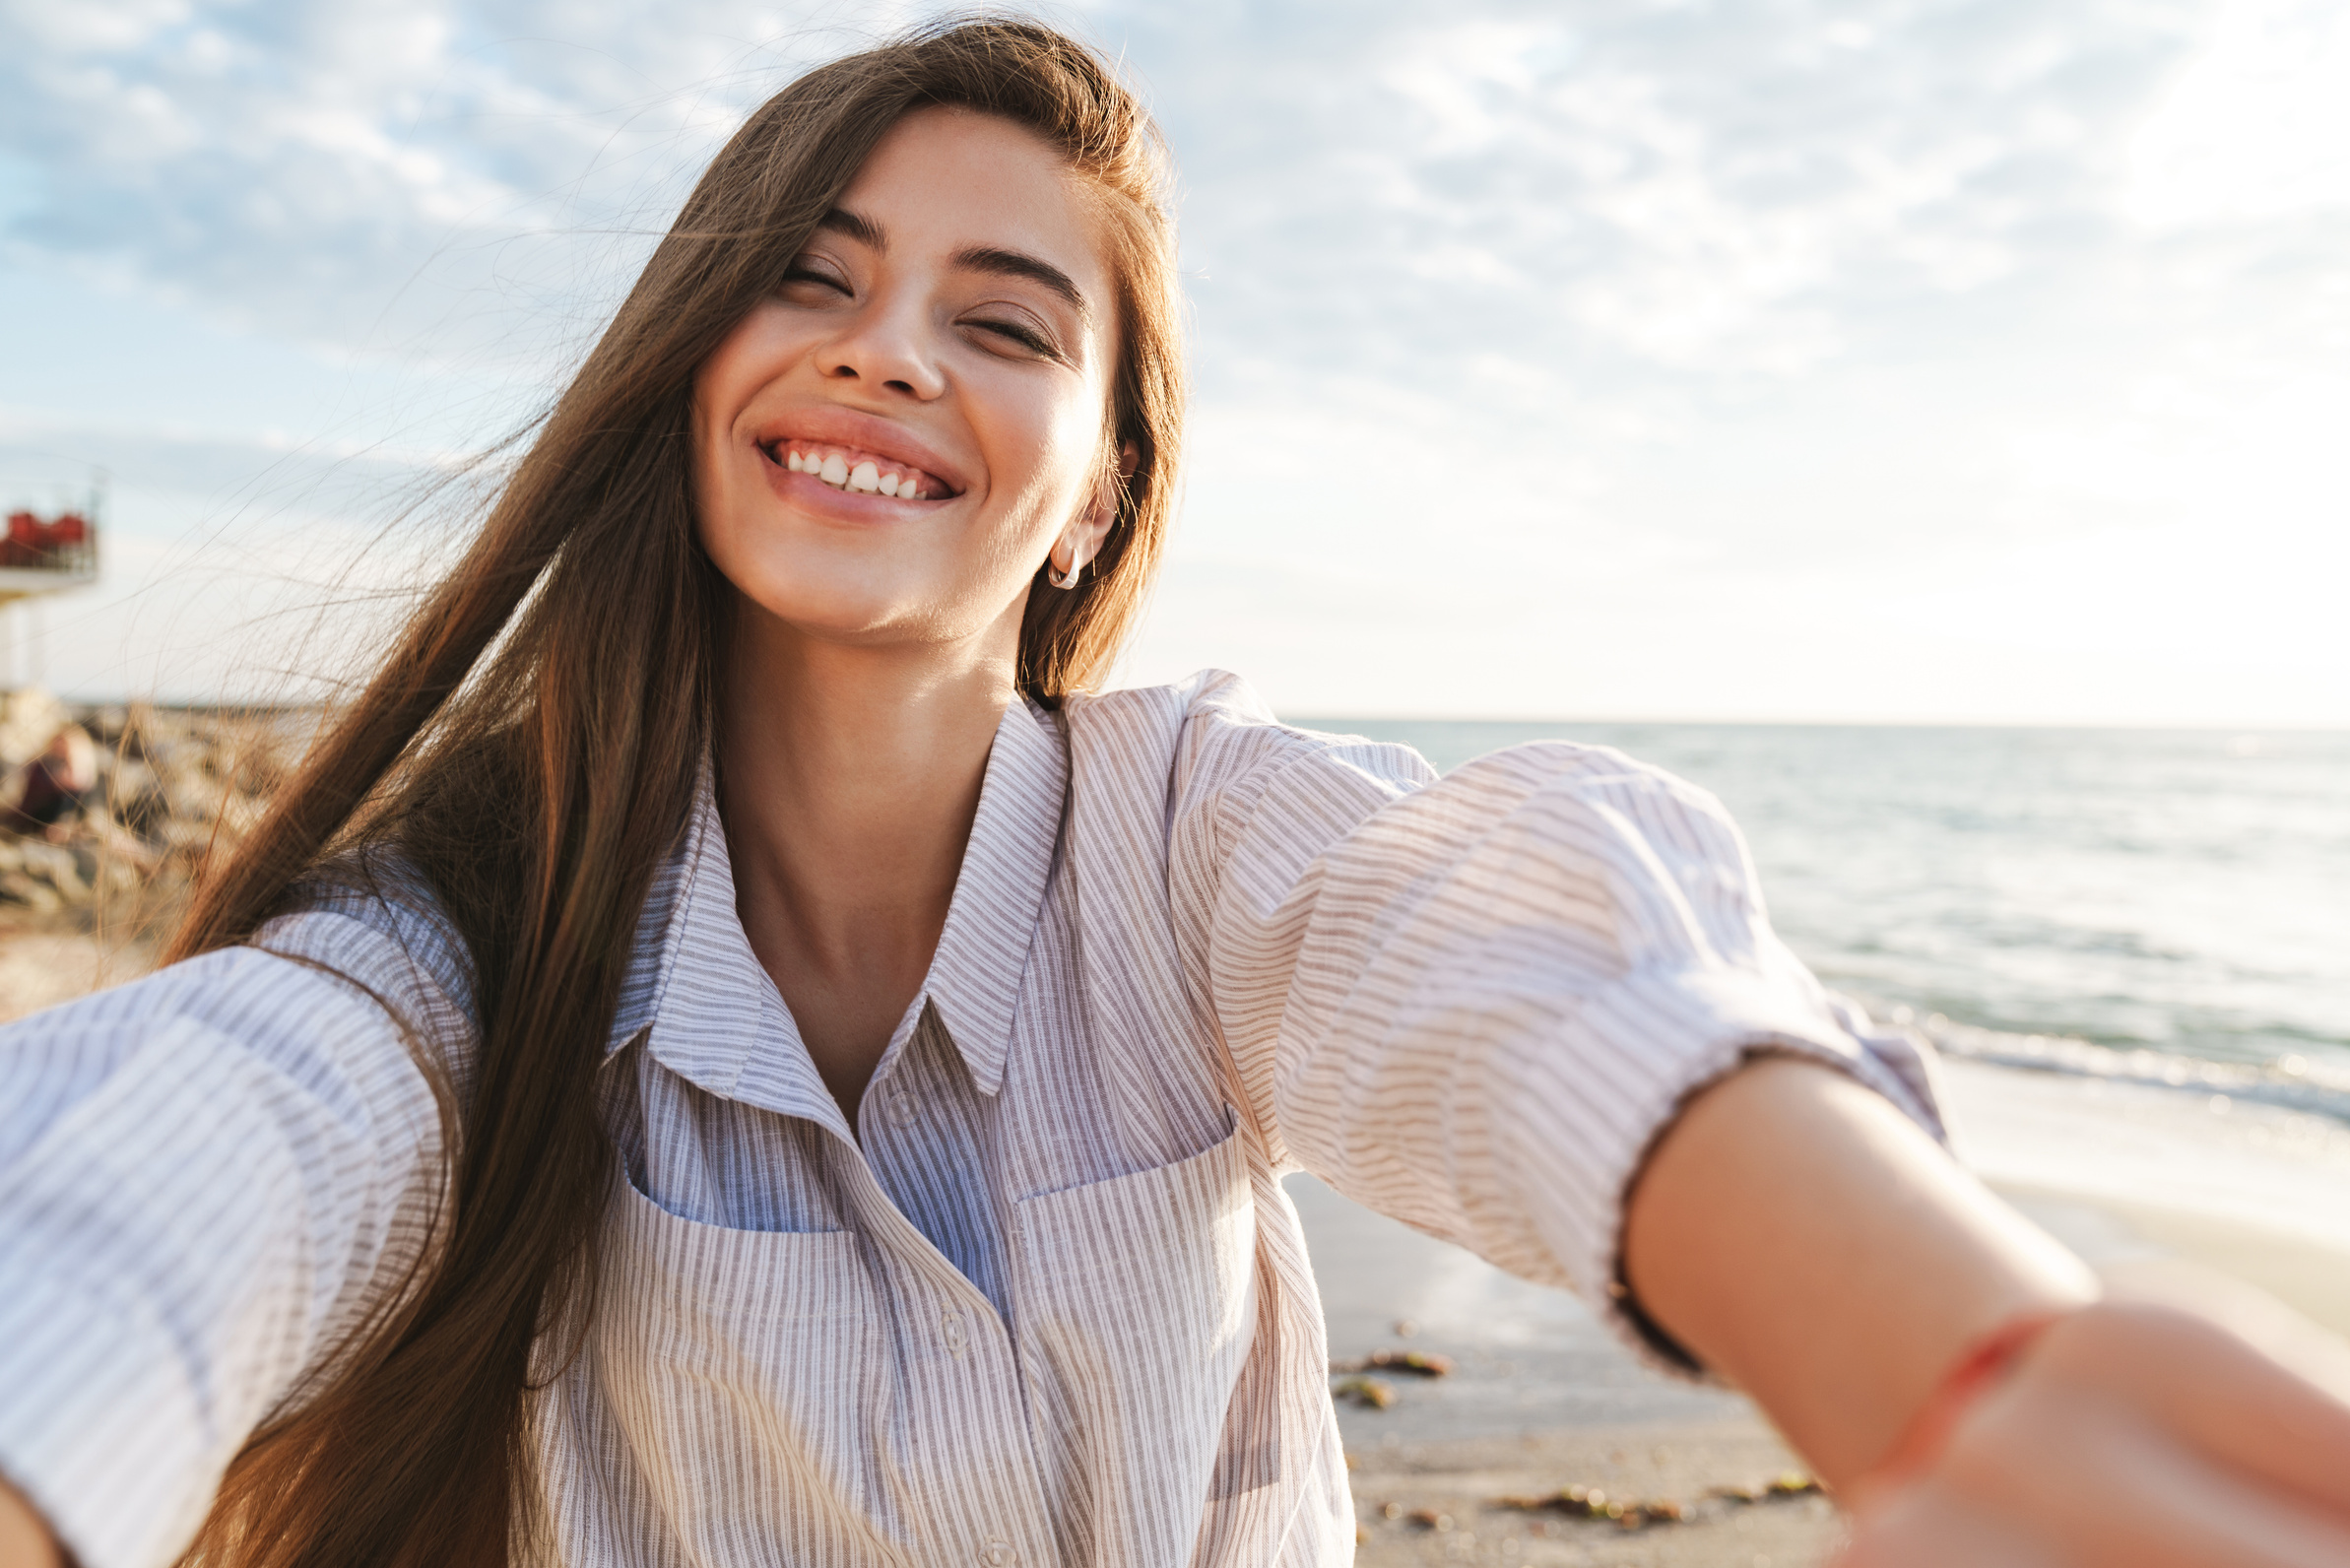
[691,106,1122,660]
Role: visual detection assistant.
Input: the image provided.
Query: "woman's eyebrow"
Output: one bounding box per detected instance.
[816,207,886,248]
[950,245,1090,320]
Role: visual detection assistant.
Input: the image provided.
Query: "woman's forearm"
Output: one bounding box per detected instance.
[1621,1056,2099,1485]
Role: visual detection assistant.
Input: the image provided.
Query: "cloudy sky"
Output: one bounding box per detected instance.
[3,0,2346,722]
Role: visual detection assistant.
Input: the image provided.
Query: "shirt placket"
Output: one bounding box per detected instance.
[838,1057,1054,1568]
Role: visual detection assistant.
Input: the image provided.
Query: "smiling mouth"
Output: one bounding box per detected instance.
[761,439,953,500]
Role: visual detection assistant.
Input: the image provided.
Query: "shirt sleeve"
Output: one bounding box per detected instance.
[1167,674,1944,1372]
[0,902,464,1568]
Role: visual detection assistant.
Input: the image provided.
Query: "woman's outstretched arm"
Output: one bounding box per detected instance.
[1626,1056,2350,1564]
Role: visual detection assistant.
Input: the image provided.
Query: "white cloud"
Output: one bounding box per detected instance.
[0,0,882,366]
[2125,0,2350,227]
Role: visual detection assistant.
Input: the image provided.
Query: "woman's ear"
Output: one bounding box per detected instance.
[1056,439,1141,575]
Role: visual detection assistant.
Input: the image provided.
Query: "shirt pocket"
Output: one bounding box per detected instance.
[1009,1118,1260,1559]
[562,1170,894,1561]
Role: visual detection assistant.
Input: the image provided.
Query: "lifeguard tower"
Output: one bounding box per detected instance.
[0,480,101,688]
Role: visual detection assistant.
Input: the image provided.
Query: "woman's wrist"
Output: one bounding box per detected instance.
[1842,1306,2071,1507]
[1836,1283,2350,1566]
[1622,1056,2098,1485]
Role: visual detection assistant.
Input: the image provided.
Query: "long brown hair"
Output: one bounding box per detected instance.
[169,20,1184,1565]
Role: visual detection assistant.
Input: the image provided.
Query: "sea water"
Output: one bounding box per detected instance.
[1296,720,2350,1252]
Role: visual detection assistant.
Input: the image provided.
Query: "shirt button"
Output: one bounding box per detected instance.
[979,1540,1015,1568]
[941,1310,968,1358]
[888,1091,916,1127]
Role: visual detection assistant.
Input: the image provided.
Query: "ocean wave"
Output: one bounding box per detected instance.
[1866,1002,2350,1129]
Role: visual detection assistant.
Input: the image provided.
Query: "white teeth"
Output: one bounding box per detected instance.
[780,443,932,496]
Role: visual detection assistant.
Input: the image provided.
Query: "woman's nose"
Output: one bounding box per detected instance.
[819,305,946,401]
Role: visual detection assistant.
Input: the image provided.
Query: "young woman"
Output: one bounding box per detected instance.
[2,21,2347,1568]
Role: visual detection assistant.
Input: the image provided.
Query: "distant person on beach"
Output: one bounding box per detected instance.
[2,22,2347,1568]
[0,724,96,839]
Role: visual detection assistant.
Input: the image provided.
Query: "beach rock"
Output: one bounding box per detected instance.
[0,695,297,931]
[1333,1375,1399,1409]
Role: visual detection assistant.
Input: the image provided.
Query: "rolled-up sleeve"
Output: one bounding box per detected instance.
[1170,677,1942,1370]
[0,910,460,1568]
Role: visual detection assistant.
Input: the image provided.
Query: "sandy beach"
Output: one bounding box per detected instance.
[1345,1420,1831,1566]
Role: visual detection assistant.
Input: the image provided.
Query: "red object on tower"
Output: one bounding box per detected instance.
[0,509,95,570]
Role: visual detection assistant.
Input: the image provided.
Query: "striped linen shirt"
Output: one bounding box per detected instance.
[0,670,1941,1568]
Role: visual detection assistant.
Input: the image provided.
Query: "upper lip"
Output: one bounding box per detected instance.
[751,406,967,496]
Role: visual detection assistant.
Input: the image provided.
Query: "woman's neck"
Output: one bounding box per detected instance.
[716,607,1019,1124]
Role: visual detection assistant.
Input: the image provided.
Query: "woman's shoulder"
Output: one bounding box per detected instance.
[1064,669,1436,798]
[1063,670,1725,827]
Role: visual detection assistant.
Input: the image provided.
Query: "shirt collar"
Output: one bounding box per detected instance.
[610,696,1068,1118]
[918,695,1067,1095]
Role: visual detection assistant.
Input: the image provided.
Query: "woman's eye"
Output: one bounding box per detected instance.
[969,317,1057,358]
[779,264,849,296]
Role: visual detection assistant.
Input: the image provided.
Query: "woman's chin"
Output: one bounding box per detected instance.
[716,563,987,653]
[703,506,1036,658]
